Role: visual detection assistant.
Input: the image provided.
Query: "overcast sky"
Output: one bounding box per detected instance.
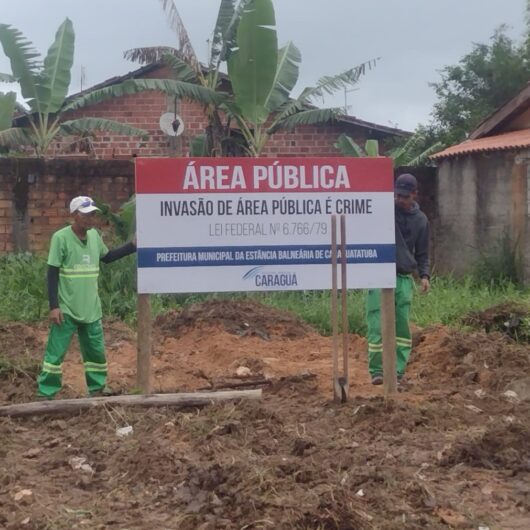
[0,0,527,131]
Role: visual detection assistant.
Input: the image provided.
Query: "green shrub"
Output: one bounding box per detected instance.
[472,234,520,286]
[0,253,48,320]
[0,253,526,336]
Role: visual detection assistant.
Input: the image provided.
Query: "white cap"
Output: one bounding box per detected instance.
[69,196,100,214]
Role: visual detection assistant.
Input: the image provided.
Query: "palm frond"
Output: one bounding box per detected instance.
[157,0,200,70]
[301,57,380,103]
[124,46,178,64]
[0,126,33,147]
[161,52,198,83]
[269,107,339,133]
[265,41,301,112]
[210,0,236,69]
[404,142,444,167]
[37,18,74,114]
[334,133,364,157]
[64,78,225,111]
[220,0,253,62]
[0,24,42,113]
[14,101,28,115]
[268,95,308,126]
[364,139,380,157]
[390,131,444,166]
[59,117,148,138]
[0,91,16,130]
[390,132,425,162]
[189,133,208,156]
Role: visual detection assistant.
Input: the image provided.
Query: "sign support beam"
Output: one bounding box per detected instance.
[381,288,397,397]
[137,293,152,394]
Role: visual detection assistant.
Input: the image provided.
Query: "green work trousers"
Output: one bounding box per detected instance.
[366,274,414,377]
[37,314,107,397]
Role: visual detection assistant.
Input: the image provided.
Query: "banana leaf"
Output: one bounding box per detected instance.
[0,91,16,130]
[227,0,278,126]
[37,18,74,114]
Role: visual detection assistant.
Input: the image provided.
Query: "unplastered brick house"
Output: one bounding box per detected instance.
[57,63,408,159]
[0,63,409,254]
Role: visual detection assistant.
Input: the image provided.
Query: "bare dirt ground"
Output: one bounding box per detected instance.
[1,300,529,529]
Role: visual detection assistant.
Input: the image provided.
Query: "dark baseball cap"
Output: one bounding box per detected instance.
[394,173,417,195]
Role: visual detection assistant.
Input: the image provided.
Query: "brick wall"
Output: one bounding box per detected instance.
[0,159,134,253]
[54,65,400,159]
[0,158,438,256]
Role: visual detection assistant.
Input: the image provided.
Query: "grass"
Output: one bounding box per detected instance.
[0,253,528,335]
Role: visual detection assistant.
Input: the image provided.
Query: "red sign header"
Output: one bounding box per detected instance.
[136,157,393,194]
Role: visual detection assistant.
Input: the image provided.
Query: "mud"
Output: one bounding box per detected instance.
[1,301,529,529]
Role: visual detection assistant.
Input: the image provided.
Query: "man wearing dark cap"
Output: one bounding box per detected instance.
[366,173,430,386]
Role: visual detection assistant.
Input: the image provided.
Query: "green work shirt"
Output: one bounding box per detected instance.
[47,226,109,323]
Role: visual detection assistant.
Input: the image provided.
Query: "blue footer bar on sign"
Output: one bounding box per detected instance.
[137,244,395,268]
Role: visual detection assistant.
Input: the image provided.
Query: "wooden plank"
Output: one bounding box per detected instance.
[137,293,152,394]
[340,214,349,400]
[0,390,262,418]
[330,215,340,401]
[469,84,530,139]
[381,288,397,397]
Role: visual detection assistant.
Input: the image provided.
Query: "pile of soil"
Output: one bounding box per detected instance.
[462,302,530,341]
[155,299,312,340]
[1,300,530,529]
[410,325,530,391]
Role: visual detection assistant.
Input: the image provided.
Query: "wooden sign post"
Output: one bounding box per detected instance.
[381,288,397,397]
[135,157,396,402]
[137,293,152,394]
[331,214,349,402]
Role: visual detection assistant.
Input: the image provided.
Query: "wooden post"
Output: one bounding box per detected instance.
[340,215,349,401]
[381,288,397,397]
[330,215,340,401]
[137,293,152,394]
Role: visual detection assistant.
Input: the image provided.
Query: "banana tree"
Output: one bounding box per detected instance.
[0,91,16,131]
[126,0,378,157]
[335,132,443,166]
[335,135,381,157]
[125,0,252,156]
[224,0,379,156]
[0,18,223,156]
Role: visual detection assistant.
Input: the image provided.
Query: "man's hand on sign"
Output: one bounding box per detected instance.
[132,233,137,247]
[420,277,430,293]
[50,308,64,326]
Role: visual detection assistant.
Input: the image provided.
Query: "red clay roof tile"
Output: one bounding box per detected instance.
[431,129,530,159]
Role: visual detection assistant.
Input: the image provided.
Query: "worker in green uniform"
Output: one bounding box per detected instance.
[366,174,430,386]
[37,196,136,399]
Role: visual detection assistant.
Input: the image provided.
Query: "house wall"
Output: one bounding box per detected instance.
[0,159,133,253]
[0,158,430,256]
[54,65,400,159]
[435,150,530,281]
[59,94,396,159]
[503,105,530,132]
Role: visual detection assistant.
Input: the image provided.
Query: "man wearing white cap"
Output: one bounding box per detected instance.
[37,196,136,399]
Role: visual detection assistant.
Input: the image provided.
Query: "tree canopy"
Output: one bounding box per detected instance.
[429,25,530,146]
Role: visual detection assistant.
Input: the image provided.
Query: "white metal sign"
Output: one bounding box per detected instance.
[136,157,395,293]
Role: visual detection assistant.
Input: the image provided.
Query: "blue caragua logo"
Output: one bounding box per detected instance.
[243,266,298,288]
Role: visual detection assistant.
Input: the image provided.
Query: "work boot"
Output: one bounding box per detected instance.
[371,374,383,385]
[36,394,54,401]
[89,386,115,397]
